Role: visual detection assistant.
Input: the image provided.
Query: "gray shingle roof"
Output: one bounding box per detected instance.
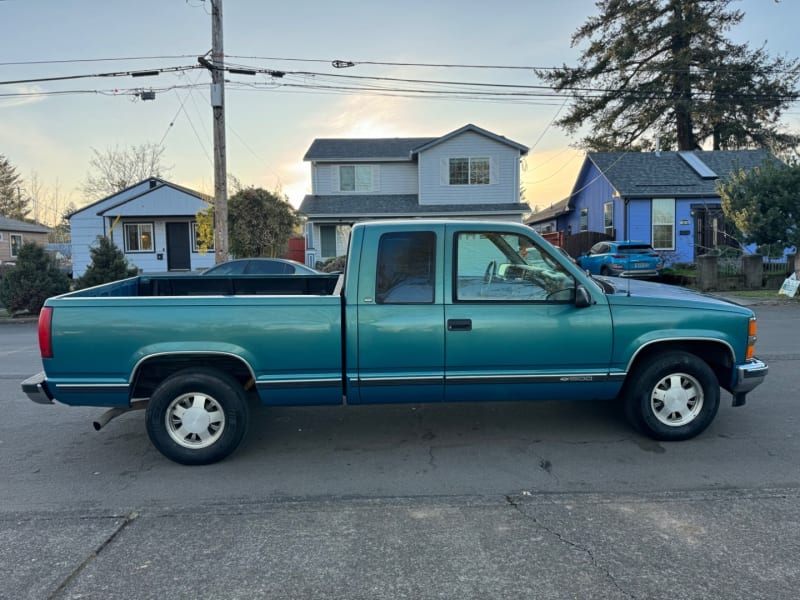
[588,149,773,198]
[0,215,50,234]
[299,195,530,218]
[303,138,436,162]
[303,124,530,162]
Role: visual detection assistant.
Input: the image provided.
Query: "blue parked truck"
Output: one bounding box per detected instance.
[22,220,767,464]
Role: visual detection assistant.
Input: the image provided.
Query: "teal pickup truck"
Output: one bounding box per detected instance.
[22,220,767,464]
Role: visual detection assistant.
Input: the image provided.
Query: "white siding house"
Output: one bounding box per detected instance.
[70,178,215,278]
[299,124,530,265]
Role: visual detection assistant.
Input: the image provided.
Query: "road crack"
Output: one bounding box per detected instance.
[505,495,636,599]
[48,511,140,600]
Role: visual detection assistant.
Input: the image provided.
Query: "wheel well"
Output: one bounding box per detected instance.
[131,354,254,399]
[626,340,733,388]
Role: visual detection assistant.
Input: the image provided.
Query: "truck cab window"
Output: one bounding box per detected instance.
[455,231,575,302]
[375,231,436,304]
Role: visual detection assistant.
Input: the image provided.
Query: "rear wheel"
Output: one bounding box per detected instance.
[145,368,250,465]
[623,351,719,441]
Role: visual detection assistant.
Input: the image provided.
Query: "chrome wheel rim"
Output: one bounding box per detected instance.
[650,372,704,427]
[165,393,225,449]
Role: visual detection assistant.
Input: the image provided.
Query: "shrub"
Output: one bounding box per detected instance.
[0,243,71,315]
[76,236,137,289]
[319,255,347,273]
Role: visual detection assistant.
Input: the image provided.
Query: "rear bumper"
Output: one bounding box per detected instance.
[21,372,54,405]
[618,269,661,278]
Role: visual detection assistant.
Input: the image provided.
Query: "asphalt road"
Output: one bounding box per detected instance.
[1,304,799,599]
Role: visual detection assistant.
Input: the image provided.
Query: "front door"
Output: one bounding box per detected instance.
[444,226,616,402]
[166,222,191,271]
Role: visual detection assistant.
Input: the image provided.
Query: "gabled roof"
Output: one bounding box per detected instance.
[299,194,530,219]
[526,198,571,224]
[411,123,529,156]
[0,215,50,234]
[304,138,436,162]
[303,123,529,163]
[69,178,209,219]
[587,149,773,198]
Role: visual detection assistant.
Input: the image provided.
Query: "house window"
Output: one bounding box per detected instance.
[10,234,22,258]
[603,202,614,237]
[580,208,589,232]
[449,157,490,185]
[124,223,154,253]
[320,225,337,257]
[339,165,374,192]
[192,222,214,252]
[652,198,675,250]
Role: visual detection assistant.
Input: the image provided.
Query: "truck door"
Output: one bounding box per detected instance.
[443,226,616,402]
[352,226,445,404]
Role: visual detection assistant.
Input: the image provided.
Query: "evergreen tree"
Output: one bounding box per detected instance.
[718,158,800,273]
[76,236,137,289]
[0,243,70,315]
[538,0,799,151]
[228,188,300,258]
[0,154,29,219]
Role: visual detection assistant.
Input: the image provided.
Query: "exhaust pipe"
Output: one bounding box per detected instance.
[93,400,148,431]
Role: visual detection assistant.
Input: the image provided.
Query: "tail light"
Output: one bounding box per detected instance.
[746,317,757,360]
[38,307,53,359]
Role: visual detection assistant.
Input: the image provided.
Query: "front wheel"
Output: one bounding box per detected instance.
[145,368,250,465]
[623,351,719,441]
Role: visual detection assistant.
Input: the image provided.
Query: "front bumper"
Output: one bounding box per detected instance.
[730,357,768,406]
[21,371,54,405]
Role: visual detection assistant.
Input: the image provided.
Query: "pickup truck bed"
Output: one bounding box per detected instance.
[66,273,341,298]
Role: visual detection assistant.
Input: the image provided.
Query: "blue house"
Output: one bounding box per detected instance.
[527,150,774,263]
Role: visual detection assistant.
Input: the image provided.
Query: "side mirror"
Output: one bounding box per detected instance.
[575,284,593,308]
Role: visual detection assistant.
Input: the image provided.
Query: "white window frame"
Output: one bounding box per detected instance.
[603,202,614,237]
[652,198,675,250]
[338,165,374,192]
[123,222,154,253]
[191,221,213,252]
[448,157,490,186]
[10,233,22,257]
[580,208,589,232]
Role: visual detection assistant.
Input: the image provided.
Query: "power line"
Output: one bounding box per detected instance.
[0,65,199,86]
[0,54,201,67]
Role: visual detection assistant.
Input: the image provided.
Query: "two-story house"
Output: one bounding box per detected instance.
[527,149,775,263]
[299,124,530,264]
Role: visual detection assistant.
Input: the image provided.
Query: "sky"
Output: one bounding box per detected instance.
[1,0,799,225]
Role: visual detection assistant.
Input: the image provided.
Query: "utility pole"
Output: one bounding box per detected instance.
[210,0,228,264]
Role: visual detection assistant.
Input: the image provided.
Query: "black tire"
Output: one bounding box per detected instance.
[623,351,719,441]
[145,367,250,465]
[600,265,612,276]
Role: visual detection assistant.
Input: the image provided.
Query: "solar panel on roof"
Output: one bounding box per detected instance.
[678,152,718,179]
